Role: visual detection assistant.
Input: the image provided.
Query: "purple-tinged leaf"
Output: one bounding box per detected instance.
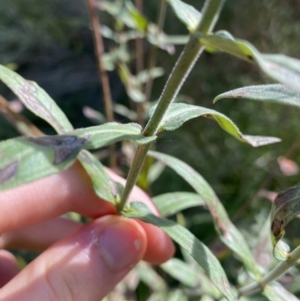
[0,65,73,134]
[270,184,300,260]
[0,135,85,191]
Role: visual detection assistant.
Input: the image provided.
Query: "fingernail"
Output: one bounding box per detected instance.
[99,218,144,271]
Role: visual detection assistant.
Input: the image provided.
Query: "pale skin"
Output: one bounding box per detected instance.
[0,161,175,300]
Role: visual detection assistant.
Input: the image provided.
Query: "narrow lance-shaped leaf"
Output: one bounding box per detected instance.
[199,32,300,94]
[166,289,188,301]
[148,151,260,278]
[153,192,204,217]
[0,135,85,191]
[148,103,280,147]
[263,282,300,301]
[251,217,273,272]
[0,64,73,134]
[78,150,115,203]
[134,262,167,292]
[214,84,300,108]
[123,202,237,301]
[72,122,156,150]
[161,258,201,287]
[179,251,222,298]
[98,0,148,33]
[270,184,300,260]
[161,258,221,298]
[167,0,202,32]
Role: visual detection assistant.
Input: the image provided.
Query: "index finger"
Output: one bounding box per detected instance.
[0,160,174,264]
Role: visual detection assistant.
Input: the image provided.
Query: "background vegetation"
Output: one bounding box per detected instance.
[1,0,300,300]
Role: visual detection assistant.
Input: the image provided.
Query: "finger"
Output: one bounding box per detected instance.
[1,217,174,265]
[0,215,147,301]
[0,161,175,264]
[136,220,174,264]
[104,168,175,264]
[0,161,115,233]
[0,250,20,288]
[0,217,81,251]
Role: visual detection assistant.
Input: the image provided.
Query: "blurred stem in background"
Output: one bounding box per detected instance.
[145,0,167,104]
[135,0,145,126]
[87,0,117,168]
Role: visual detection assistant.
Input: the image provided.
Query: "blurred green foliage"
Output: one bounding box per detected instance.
[1,0,300,298]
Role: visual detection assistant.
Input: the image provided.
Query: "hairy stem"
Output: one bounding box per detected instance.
[118,0,226,211]
[87,0,117,167]
[197,0,225,33]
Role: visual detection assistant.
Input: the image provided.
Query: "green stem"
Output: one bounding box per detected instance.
[144,35,203,136]
[239,244,300,296]
[118,0,226,212]
[197,0,225,33]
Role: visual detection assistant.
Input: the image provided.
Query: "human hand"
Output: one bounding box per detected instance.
[0,161,174,300]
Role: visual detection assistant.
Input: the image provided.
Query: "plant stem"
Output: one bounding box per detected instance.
[87,0,117,168]
[118,0,226,212]
[239,244,300,296]
[144,36,203,136]
[117,37,202,212]
[197,0,225,33]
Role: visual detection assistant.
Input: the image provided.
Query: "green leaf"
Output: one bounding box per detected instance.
[153,192,204,216]
[147,32,189,50]
[135,68,164,85]
[123,202,237,301]
[78,150,115,203]
[0,64,73,134]
[161,258,205,288]
[270,184,300,260]
[72,122,156,150]
[264,282,300,301]
[118,63,145,103]
[135,262,167,292]
[167,0,202,32]
[101,25,142,43]
[148,151,260,278]
[99,0,148,33]
[262,54,300,94]
[125,0,148,32]
[160,255,221,300]
[177,251,221,298]
[199,32,300,94]
[148,103,280,147]
[114,104,137,121]
[214,84,300,108]
[166,289,188,301]
[0,135,85,191]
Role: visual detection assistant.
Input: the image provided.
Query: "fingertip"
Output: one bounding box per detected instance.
[137,220,175,264]
[0,216,148,301]
[0,250,20,288]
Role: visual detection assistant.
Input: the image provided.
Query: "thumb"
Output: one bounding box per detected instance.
[1,216,147,301]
